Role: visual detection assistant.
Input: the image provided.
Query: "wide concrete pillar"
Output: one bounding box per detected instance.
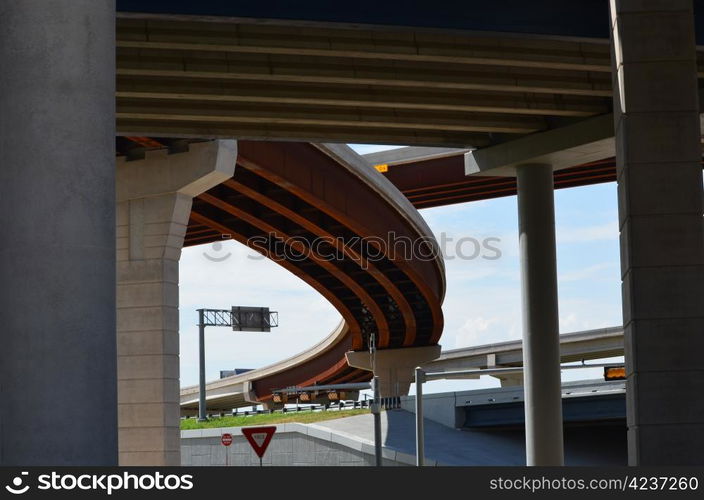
[117,141,236,465]
[610,0,704,465]
[516,164,564,466]
[346,345,441,397]
[0,1,116,465]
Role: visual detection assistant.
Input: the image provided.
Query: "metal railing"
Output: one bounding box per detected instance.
[181,399,371,420]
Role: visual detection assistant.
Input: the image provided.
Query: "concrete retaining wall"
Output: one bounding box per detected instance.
[181,423,414,466]
[400,393,463,429]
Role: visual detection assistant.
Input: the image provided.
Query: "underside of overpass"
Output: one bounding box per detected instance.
[1,0,703,467]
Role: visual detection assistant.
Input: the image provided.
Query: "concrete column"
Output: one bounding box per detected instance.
[516,164,564,466]
[116,141,236,465]
[346,345,441,398]
[0,1,117,465]
[610,0,704,465]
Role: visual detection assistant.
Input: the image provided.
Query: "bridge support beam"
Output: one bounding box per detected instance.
[0,0,117,465]
[346,345,441,398]
[116,141,236,465]
[516,164,564,466]
[610,0,704,465]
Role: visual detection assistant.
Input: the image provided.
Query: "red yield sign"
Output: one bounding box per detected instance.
[241,426,276,458]
[221,433,233,447]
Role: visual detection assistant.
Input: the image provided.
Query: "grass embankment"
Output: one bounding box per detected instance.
[180,408,370,430]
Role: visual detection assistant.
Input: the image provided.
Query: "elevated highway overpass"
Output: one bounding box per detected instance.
[180,140,447,404]
[180,326,624,414]
[426,326,623,373]
[3,0,703,468]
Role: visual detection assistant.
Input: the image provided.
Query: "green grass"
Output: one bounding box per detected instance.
[180,408,370,430]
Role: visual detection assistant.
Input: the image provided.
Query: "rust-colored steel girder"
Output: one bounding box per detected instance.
[183,141,445,401]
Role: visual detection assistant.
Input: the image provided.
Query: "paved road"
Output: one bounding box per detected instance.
[317,410,525,465]
[317,409,627,465]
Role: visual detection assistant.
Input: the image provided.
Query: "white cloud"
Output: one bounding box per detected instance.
[557,220,619,244]
[455,316,498,348]
[558,297,621,334]
[558,262,616,283]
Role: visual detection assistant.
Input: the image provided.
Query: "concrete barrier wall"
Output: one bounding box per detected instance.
[181,423,414,466]
[400,393,462,429]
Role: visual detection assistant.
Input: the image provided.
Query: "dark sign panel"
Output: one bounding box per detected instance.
[231,306,272,332]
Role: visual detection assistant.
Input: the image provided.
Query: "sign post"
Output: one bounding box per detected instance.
[196,307,279,422]
[414,367,425,467]
[242,426,277,467]
[372,376,382,467]
[221,433,233,466]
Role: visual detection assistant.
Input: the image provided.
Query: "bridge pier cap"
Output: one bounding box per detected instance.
[346,345,441,398]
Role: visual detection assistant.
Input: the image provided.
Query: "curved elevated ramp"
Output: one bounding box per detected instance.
[180,142,445,413]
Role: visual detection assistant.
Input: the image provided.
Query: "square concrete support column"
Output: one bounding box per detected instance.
[346,345,441,397]
[0,1,117,465]
[116,141,236,465]
[610,0,704,465]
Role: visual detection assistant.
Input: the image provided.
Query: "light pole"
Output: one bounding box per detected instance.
[197,306,279,422]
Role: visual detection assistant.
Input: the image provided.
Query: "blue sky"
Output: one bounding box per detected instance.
[178,145,623,394]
